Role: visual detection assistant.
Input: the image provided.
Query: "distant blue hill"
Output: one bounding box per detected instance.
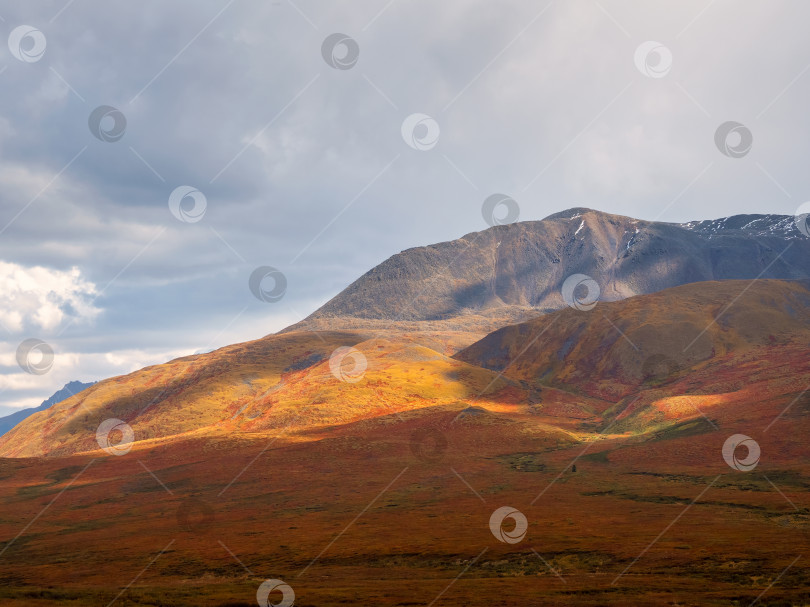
[0,380,95,437]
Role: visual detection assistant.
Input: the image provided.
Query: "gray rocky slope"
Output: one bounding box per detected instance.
[285,208,810,332]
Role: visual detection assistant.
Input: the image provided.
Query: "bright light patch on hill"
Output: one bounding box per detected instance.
[0,262,100,332]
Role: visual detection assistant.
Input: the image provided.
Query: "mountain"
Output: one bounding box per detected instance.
[2,208,810,458]
[287,208,810,332]
[0,381,94,437]
[1,211,810,605]
[1,280,809,605]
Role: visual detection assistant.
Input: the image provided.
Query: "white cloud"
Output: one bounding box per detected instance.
[0,262,101,332]
[0,346,196,414]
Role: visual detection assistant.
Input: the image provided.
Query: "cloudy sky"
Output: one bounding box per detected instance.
[0,0,807,413]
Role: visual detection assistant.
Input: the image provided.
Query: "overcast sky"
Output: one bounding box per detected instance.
[0,0,808,413]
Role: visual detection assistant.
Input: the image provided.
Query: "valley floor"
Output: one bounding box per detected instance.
[1,410,808,606]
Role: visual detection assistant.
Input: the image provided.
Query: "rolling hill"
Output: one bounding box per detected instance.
[0,328,548,457]
[2,279,808,459]
[455,278,810,399]
[455,278,810,437]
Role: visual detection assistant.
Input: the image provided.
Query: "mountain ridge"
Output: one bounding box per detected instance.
[285,208,810,333]
[0,380,95,437]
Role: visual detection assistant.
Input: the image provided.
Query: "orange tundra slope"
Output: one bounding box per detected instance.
[0,279,809,606]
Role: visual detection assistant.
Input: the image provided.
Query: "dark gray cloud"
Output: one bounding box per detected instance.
[0,0,808,411]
